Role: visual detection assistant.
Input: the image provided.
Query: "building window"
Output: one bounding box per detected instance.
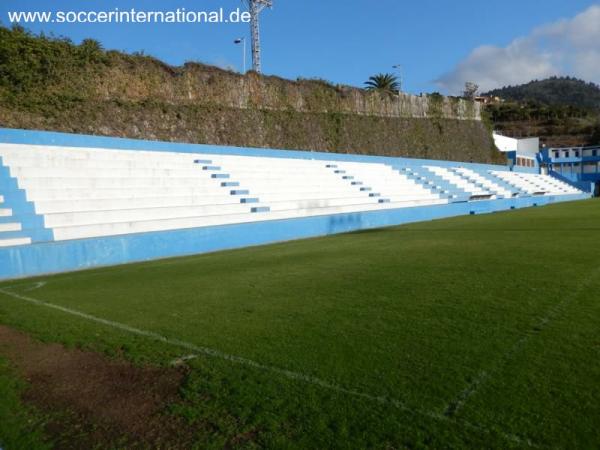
[593,150,598,157]
[565,151,570,158]
[575,151,580,158]
[554,151,559,158]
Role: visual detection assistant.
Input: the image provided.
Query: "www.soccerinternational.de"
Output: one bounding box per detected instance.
[7,7,252,24]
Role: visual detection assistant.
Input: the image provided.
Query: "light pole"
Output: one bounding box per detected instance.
[392,64,403,93]
[242,0,273,73]
[234,37,246,74]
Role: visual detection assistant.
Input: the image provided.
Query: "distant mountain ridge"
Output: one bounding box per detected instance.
[484,77,600,111]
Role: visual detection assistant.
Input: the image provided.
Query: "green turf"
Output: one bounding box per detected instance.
[0,357,50,450]
[1,199,599,448]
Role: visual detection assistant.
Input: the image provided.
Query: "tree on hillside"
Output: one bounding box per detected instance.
[364,73,400,95]
[483,77,600,111]
[463,81,479,100]
[590,122,600,145]
[78,38,105,63]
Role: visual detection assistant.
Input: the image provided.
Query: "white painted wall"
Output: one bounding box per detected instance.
[516,138,540,157]
[493,133,518,153]
[493,133,539,157]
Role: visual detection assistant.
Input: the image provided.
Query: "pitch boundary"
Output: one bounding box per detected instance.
[0,282,536,447]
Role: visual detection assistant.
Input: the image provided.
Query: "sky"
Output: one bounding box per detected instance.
[2,0,599,95]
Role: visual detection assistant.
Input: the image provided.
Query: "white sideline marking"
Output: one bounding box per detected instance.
[170,354,198,366]
[444,265,600,417]
[0,283,535,447]
[23,281,47,292]
[0,280,46,291]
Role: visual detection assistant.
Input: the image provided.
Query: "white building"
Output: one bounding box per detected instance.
[493,132,539,168]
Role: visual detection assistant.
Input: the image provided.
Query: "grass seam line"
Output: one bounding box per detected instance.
[443,265,600,418]
[0,283,536,447]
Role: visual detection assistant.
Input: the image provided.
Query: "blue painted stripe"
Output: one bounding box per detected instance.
[0,213,43,225]
[0,230,27,239]
[0,178,19,191]
[230,189,250,195]
[211,173,230,179]
[0,229,51,241]
[0,157,53,243]
[221,181,240,187]
[240,198,260,204]
[250,206,271,213]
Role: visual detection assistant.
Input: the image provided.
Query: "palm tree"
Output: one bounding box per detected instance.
[364,73,400,95]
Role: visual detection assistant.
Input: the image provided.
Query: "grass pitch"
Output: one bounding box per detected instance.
[1,199,599,448]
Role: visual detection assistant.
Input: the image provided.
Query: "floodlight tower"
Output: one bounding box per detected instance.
[242,0,272,73]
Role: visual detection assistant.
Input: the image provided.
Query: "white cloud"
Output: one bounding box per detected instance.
[436,5,600,94]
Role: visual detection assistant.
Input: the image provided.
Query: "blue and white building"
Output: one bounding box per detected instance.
[539,145,600,196]
[493,132,539,170]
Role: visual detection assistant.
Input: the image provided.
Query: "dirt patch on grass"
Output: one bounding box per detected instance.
[0,325,194,449]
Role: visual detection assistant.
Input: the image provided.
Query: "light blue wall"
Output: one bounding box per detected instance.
[0,193,590,280]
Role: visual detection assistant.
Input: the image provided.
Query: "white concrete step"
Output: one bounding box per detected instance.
[17,177,228,189]
[9,166,227,179]
[0,222,21,232]
[1,157,208,170]
[256,192,372,202]
[0,237,31,247]
[0,208,13,217]
[265,197,379,210]
[454,168,513,196]
[0,144,213,163]
[23,186,364,202]
[52,211,266,240]
[51,199,448,241]
[33,195,249,213]
[0,144,333,167]
[34,192,404,215]
[386,194,443,202]
[43,203,261,227]
[24,187,236,201]
[8,165,344,179]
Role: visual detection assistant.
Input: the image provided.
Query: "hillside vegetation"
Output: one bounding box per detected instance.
[483,78,600,147]
[0,26,501,163]
[485,77,600,111]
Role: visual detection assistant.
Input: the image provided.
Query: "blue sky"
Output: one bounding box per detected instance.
[2,0,599,94]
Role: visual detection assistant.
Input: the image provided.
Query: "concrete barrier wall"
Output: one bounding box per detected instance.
[0,193,589,280]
